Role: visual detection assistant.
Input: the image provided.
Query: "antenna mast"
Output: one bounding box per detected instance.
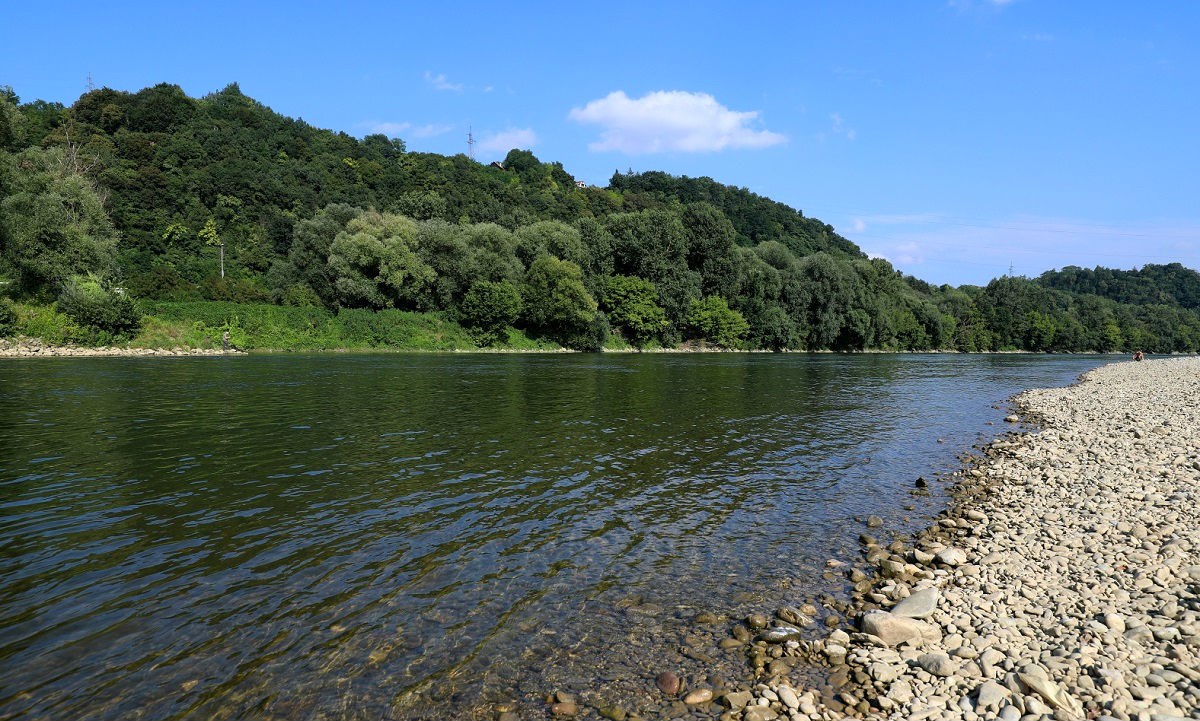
[467,126,475,160]
[86,73,95,92]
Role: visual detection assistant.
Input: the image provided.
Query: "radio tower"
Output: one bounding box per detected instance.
[86,73,95,92]
[467,126,475,160]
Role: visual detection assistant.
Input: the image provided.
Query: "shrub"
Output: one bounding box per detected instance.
[56,276,141,337]
[686,296,749,349]
[459,280,522,346]
[0,298,15,336]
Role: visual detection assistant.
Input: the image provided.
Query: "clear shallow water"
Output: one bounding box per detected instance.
[0,353,1110,720]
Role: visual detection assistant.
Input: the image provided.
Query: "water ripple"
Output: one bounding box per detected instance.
[0,353,1108,719]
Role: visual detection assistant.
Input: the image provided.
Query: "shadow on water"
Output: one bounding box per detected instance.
[0,353,1110,719]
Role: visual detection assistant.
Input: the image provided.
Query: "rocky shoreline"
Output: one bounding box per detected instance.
[539,357,1198,721]
[0,337,239,357]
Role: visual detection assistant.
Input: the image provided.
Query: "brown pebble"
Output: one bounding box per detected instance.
[655,671,680,695]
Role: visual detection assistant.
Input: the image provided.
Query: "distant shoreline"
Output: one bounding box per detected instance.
[1,336,1145,358]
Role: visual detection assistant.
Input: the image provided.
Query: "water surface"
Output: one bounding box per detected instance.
[0,353,1110,719]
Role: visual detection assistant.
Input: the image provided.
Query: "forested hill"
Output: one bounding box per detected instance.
[1035,264,1200,310]
[2,82,1199,354]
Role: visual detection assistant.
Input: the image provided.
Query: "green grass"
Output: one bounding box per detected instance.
[10,302,88,344]
[134,301,481,351]
[7,299,646,353]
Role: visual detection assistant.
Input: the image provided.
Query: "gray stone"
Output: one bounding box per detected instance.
[777,686,799,710]
[860,610,939,647]
[868,661,900,683]
[722,691,752,710]
[917,652,957,677]
[743,707,778,721]
[891,587,940,618]
[975,680,1010,711]
[758,625,804,643]
[937,547,968,566]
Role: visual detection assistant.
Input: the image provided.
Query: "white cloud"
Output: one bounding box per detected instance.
[479,128,537,154]
[363,121,453,139]
[424,71,462,92]
[830,112,857,141]
[568,90,787,154]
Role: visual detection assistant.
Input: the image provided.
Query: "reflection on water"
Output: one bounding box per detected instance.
[0,353,1108,719]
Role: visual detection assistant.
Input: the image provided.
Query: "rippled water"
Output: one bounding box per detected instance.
[0,353,1110,720]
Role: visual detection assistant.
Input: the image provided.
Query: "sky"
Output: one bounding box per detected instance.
[3,1,1198,286]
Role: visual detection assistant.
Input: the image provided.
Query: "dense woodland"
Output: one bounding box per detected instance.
[1,82,1198,353]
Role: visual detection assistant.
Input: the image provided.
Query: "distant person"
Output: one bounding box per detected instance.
[222,330,231,352]
[1133,349,1144,362]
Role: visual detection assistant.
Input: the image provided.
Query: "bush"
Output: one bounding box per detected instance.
[56,277,141,338]
[0,298,15,336]
[686,296,749,349]
[459,280,522,346]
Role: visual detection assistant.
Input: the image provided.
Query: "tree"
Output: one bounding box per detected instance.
[599,275,669,347]
[327,211,435,309]
[0,146,118,296]
[199,218,224,277]
[514,220,586,268]
[521,255,597,348]
[686,296,749,348]
[459,280,522,346]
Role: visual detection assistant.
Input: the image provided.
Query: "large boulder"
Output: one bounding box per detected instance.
[860,610,940,647]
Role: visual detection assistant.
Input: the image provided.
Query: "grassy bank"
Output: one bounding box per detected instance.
[5,300,565,352]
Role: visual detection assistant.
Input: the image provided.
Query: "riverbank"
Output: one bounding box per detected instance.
[0,337,238,357]
[675,356,1199,721]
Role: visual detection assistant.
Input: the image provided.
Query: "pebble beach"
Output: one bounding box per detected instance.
[662,356,1200,721]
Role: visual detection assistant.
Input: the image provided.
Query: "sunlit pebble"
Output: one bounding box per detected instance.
[330,624,346,633]
[181,680,198,692]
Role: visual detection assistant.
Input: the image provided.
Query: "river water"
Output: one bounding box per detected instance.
[0,353,1110,720]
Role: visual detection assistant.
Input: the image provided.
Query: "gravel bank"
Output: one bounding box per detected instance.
[0,337,238,357]
[621,357,1198,721]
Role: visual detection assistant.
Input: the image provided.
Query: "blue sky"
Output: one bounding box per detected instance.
[4,1,1198,286]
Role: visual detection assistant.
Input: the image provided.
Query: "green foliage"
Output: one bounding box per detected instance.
[0,146,118,295]
[598,275,668,347]
[459,280,523,346]
[522,256,598,349]
[55,275,141,338]
[327,211,435,309]
[10,301,87,344]
[2,81,1197,354]
[686,296,750,348]
[0,297,15,336]
[136,301,475,351]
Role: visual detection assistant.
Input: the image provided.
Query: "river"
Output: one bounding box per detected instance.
[0,353,1111,720]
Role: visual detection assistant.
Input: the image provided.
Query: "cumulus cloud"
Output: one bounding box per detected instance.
[364,121,452,139]
[424,71,462,92]
[479,128,537,153]
[568,90,786,154]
